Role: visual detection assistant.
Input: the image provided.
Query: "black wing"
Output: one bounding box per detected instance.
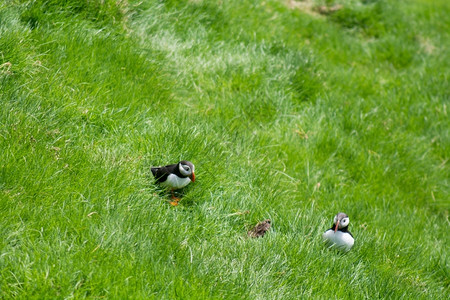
[340,226,353,238]
[151,163,178,183]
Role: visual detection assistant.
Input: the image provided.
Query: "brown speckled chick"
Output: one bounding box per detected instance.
[248,219,271,238]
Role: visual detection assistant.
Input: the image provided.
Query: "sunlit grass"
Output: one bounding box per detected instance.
[1,0,448,298]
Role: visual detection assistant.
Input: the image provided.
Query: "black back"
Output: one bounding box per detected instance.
[151,162,186,183]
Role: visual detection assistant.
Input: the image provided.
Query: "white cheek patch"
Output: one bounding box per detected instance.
[339,218,349,228]
[179,164,189,176]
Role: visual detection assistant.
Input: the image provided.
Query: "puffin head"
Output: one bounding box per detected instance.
[333,212,349,232]
[178,160,195,182]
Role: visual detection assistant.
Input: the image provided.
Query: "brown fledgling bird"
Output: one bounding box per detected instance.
[248,219,271,238]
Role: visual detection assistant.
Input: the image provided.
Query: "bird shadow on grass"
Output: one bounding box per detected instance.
[151,185,196,207]
[176,193,198,207]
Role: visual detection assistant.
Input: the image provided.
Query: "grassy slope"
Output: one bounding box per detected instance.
[0,0,448,298]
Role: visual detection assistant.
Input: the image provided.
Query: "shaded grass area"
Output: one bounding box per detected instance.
[1,0,449,298]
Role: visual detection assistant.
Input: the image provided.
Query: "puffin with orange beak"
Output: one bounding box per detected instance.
[151,160,195,206]
[323,212,354,251]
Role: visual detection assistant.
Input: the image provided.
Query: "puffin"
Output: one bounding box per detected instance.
[323,212,354,251]
[151,160,195,206]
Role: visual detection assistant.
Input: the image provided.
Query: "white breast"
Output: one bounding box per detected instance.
[323,230,354,251]
[161,174,191,190]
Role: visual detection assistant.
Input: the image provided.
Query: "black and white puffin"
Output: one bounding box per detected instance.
[323,212,354,251]
[151,160,195,206]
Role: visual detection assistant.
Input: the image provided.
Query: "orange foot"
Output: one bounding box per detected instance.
[169,199,180,206]
[170,190,180,206]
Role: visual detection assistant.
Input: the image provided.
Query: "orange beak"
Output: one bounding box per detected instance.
[334,220,340,233]
[190,172,195,182]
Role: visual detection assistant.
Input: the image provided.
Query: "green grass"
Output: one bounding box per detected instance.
[1,0,449,298]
